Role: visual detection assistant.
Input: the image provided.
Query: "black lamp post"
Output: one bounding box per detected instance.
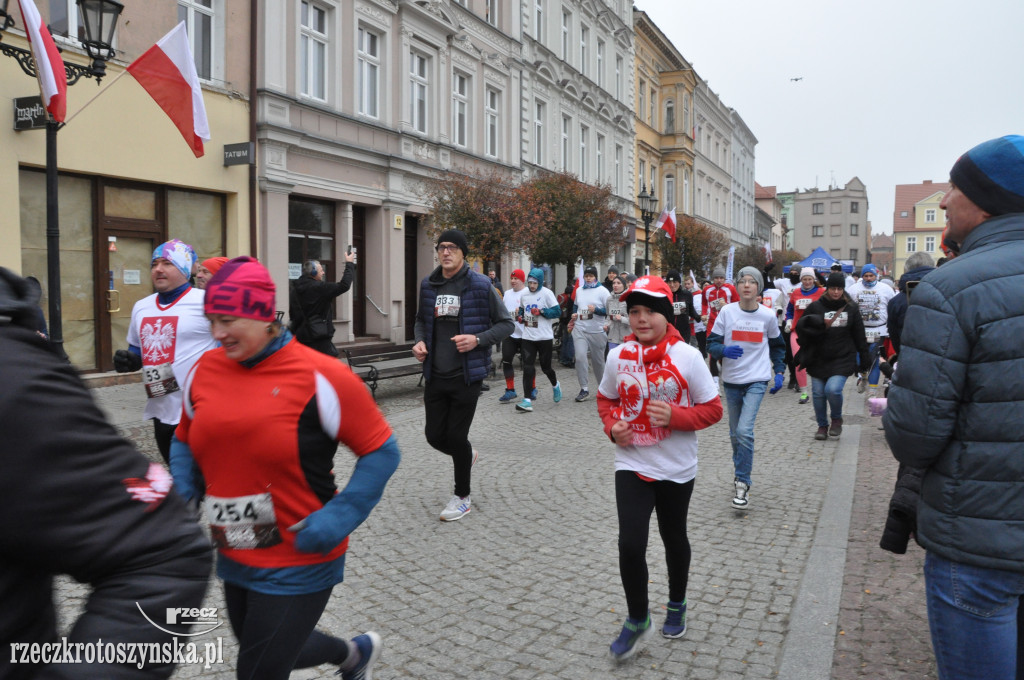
[637,182,658,276]
[1,0,123,362]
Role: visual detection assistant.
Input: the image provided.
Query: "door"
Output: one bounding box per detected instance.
[99,235,158,371]
[352,206,366,337]
[404,215,419,341]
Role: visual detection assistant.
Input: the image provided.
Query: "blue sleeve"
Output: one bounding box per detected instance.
[785,302,794,320]
[707,332,726,360]
[293,435,401,555]
[768,335,787,374]
[541,304,561,319]
[169,434,199,502]
[571,303,579,314]
[128,344,141,356]
[594,305,607,316]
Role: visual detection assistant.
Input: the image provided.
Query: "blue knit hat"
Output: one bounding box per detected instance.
[949,135,1024,216]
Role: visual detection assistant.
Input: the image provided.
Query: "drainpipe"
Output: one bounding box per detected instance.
[248,0,259,257]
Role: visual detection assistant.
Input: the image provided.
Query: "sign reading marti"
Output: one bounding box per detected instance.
[13,96,47,131]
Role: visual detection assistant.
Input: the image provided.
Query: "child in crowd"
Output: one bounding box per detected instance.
[597,276,723,661]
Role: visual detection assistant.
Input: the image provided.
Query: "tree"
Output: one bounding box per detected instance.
[423,170,548,263]
[653,215,730,281]
[732,244,806,279]
[525,172,625,280]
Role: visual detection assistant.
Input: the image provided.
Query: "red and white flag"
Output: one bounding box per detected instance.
[763,241,772,263]
[127,22,210,157]
[16,0,67,122]
[654,207,677,243]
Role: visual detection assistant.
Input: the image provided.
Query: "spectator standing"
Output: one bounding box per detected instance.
[412,230,514,521]
[289,251,357,357]
[886,251,935,355]
[570,265,609,402]
[596,275,722,660]
[883,135,1024,680]
[558,283,576,367]
[488,269,504,295]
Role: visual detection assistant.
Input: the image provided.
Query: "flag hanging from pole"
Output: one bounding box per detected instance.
[763,241,772,263]
[16,0,67,122]
[653,207,677,242]
[127,22,211,157]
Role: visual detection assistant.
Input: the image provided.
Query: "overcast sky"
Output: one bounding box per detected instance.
[635,0,1024,235]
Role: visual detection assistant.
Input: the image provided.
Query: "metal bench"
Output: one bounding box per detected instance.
[342,342,422,398]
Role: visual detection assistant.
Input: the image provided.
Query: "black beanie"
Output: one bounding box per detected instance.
[436,229,469,256]
[825,272,846,289]
[625,293,674,322]
[664,269,681,282]
[949,136,1024,216]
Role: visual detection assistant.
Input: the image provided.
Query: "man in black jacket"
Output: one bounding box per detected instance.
[885,251,934,354]
[289,250,356,356]
[0,268,212,679]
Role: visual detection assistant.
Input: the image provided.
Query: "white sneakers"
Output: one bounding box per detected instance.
[732,479,750,509]
[440,495,471,521]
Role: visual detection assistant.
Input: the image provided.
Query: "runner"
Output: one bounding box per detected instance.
[570,265,608,402]
[700,267,738,388]
[597,275,722,660]
[783,268,824,404]
[499,269,530,404]
[846,263,895,397]
[514,268,563,412]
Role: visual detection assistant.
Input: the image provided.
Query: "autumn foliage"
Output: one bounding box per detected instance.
[653,215,731,280]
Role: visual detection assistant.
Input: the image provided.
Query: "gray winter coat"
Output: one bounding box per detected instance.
[882,212,1024,573]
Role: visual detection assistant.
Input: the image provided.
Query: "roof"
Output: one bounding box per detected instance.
[755,183,776,199]
[871,233,895,249]
[893,181,948,231]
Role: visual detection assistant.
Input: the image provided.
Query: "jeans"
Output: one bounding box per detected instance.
[723,381,768,487]
[924,551,1024,680]
[810,375,848,427]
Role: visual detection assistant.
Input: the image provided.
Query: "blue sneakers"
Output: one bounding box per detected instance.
[553,382,562,403]
[515,398,533,412]
[609,614,652,661]
[338,631,381,679]
[498,389,517,403]
[662,600,687,638]
[530,387,538,400]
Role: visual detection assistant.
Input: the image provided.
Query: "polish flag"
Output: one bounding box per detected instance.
[16,0,67,122]
[763,241,772,263]
[127,22,210,157]
[654,207,677,242]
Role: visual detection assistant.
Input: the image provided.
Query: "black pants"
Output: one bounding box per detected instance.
[301,336,339,357]
[783,330,797,383]
[424,375,483,497]
[153,419,177,465]
[616,471,694,621]
[501,337,522,385]
[521,339,557,394]
[694,330,708,358]
[709,355,721,379]
[224,583,347,680]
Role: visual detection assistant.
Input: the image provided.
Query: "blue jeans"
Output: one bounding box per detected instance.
[924,552,1024,680]
[723,381,767,487]
[811,375,847,427]
[866,339,883,385]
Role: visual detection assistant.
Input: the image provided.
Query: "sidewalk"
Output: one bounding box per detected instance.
[69,365,936,679]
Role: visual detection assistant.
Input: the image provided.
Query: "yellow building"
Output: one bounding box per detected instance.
[892,181,947,280]
[632,9,696,275]
[1,2,252,370]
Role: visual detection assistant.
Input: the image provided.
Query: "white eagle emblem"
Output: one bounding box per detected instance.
[649,375,680,403]
[141,318,176,363]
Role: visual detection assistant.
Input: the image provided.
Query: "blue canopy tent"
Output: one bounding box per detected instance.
[796,247,840,272]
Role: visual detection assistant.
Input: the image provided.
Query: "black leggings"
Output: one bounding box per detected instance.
[694,330,708,358]
[223,583,348,680]
[521,339,557,393]
[424,374,483,497]
[616,471,694,620]
[153,419,176,465]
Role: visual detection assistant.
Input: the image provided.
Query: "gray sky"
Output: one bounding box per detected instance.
[635,0,1024,235]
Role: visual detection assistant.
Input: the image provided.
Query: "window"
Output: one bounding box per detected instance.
[300,1,327,100]
[850,201,859,213]
[925,236,936,252]
[651,165,656,199]
[580,25,588,76]
[453,73,470,147]
[485,87,500,158]
[683,169,690,214]
[561,11,571,61]
[638,81,645,118]
[850,248,858,262]
[665,176,675,210]
[664,100,674,133]
[533,100,545,164]
[561,115,571,170]
[486,0,497,26]
[596,40,605,87]
[534,0,543,38]
[177,0,215,80]
[579,125,588,181]
[900,210,909,218]
[410,51,428,133]
[614,144,622,194]
[831,201,841,214]
[357,27,380,118]
[596,134,604,183]
[925,209,936,223]
[906,236,917,253]
[812,225,824,237]
[615,56,622,100]
[289,197,336,286]
[639,160,646,192]
[830,248,841,258]
[850,223,858,236]
[812,202,824,215]
[649,88,656,126]
[830,224,841,237]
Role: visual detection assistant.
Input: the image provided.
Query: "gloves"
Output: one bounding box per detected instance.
[114,349,142,373]
[769,374,784,394]
[784,320,793,333]
[531,307,541,316]
[722,345,744,360]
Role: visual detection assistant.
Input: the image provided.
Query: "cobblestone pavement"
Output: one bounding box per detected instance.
[61,363,938,679]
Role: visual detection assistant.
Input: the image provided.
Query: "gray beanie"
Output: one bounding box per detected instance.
[712,267,726,280]
[736,266,764,294]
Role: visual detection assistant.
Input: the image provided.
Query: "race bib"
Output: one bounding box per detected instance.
[577,309,593,320]
[712,298,726,311]
[826,311,849,327]
[523,313,539,328]
[435,294,461,318]
[796,297,813,309]
[204,492,282,550]
[865,330,881,344]
[672,301,686,316]
[143,363,179,399]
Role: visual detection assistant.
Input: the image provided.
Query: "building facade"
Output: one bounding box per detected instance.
[692,80,732,243]
[754,182,784,252]
[730,110,757,249]
[2,1,253,370]
[892,180,946,279]
[788,178,870,267]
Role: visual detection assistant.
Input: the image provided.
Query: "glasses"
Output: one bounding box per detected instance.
[737,278,758,286]
[436,244,459,253]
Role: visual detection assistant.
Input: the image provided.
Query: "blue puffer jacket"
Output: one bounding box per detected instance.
[418,265,498,384]
[883,212,1024,573]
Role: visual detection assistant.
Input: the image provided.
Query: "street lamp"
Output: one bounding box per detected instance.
[637,182,658,275]
[1,0,123,361]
